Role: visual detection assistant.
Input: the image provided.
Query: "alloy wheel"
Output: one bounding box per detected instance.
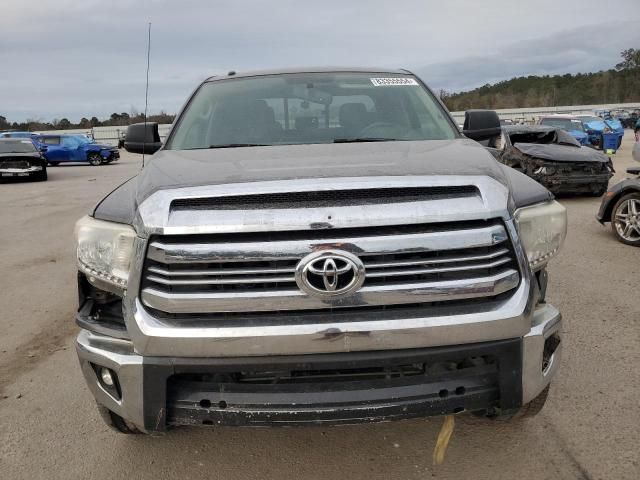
[614,198,640,242]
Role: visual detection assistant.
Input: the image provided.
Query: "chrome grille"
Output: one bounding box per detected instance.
[140,220,520,315]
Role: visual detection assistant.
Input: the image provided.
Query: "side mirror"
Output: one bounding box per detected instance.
[124,122,162,154]
[463,110,502,142]
[39,146,48,153]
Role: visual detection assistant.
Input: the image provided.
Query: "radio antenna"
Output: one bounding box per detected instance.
[142,22,151,168]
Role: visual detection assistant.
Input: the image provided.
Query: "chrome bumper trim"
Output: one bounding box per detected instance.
[522,303,562,404]
[76,301,561,432]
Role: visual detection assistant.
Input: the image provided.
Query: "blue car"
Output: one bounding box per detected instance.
[576,115,622,149]
[32,134,119,166]
[538,116,590,145]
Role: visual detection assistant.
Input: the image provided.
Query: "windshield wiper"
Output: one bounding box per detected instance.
[332,138,399,143]
[208,143,269,149]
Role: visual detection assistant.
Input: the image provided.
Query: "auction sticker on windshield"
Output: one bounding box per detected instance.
[370,77,419,86]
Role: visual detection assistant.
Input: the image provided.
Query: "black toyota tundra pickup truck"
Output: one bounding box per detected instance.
[74,67,566,434]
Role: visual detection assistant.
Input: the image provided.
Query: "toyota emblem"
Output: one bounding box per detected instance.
[295,250,365,298]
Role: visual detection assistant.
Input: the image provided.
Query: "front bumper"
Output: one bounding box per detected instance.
[536,173,611,193]
[76,303,562,433]
[101,150,120,161]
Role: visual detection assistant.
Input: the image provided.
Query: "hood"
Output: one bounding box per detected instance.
[134,139,508,205]
[514,143,610,163]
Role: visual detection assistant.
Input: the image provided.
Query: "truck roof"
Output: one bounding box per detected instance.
[204,66,412,82]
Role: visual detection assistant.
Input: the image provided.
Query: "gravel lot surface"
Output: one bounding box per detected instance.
[1,138,638,480]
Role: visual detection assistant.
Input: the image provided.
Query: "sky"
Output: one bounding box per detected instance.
[1,0,639,122]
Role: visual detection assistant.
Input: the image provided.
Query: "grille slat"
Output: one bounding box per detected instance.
[147,265,297,277]
[147,274,297,286]
[365,256,512,278]
[362,247,510,269]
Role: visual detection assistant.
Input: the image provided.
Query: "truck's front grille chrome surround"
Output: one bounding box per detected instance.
[140,220,521,316]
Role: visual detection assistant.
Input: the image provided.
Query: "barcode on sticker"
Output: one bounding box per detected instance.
[370,77,419,86]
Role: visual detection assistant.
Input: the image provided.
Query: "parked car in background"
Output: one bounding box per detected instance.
[32,134,119,166]
[575,115,622,150]
[0,131,35,139]
[538,115,589,145]
[597,144,640,246]
[0,138,48,181]
[629,110,640,131]
[610,109,633,128]
[491,125,613,195]
[597,112,625,147]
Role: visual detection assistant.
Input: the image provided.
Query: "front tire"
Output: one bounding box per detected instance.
[88,153,103,166]
[611,193,640,246]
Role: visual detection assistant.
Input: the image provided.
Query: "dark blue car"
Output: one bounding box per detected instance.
[32,134,119,166]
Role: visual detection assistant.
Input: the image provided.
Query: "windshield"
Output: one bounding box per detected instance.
[167,72,457,150]
[0,139,37,153]
[540,118,585,132]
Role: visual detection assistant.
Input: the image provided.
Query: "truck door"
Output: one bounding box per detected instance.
[61,136,84,162]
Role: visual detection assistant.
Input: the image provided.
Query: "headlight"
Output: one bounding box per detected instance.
[74,216,136,292]
[514,201,567,270]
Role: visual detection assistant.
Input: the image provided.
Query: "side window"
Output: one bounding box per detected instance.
[62,137,79,148]
[41,136,61,145]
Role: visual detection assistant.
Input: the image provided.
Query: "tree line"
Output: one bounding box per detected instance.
[0,111,176,133]
[440,48,640,111]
